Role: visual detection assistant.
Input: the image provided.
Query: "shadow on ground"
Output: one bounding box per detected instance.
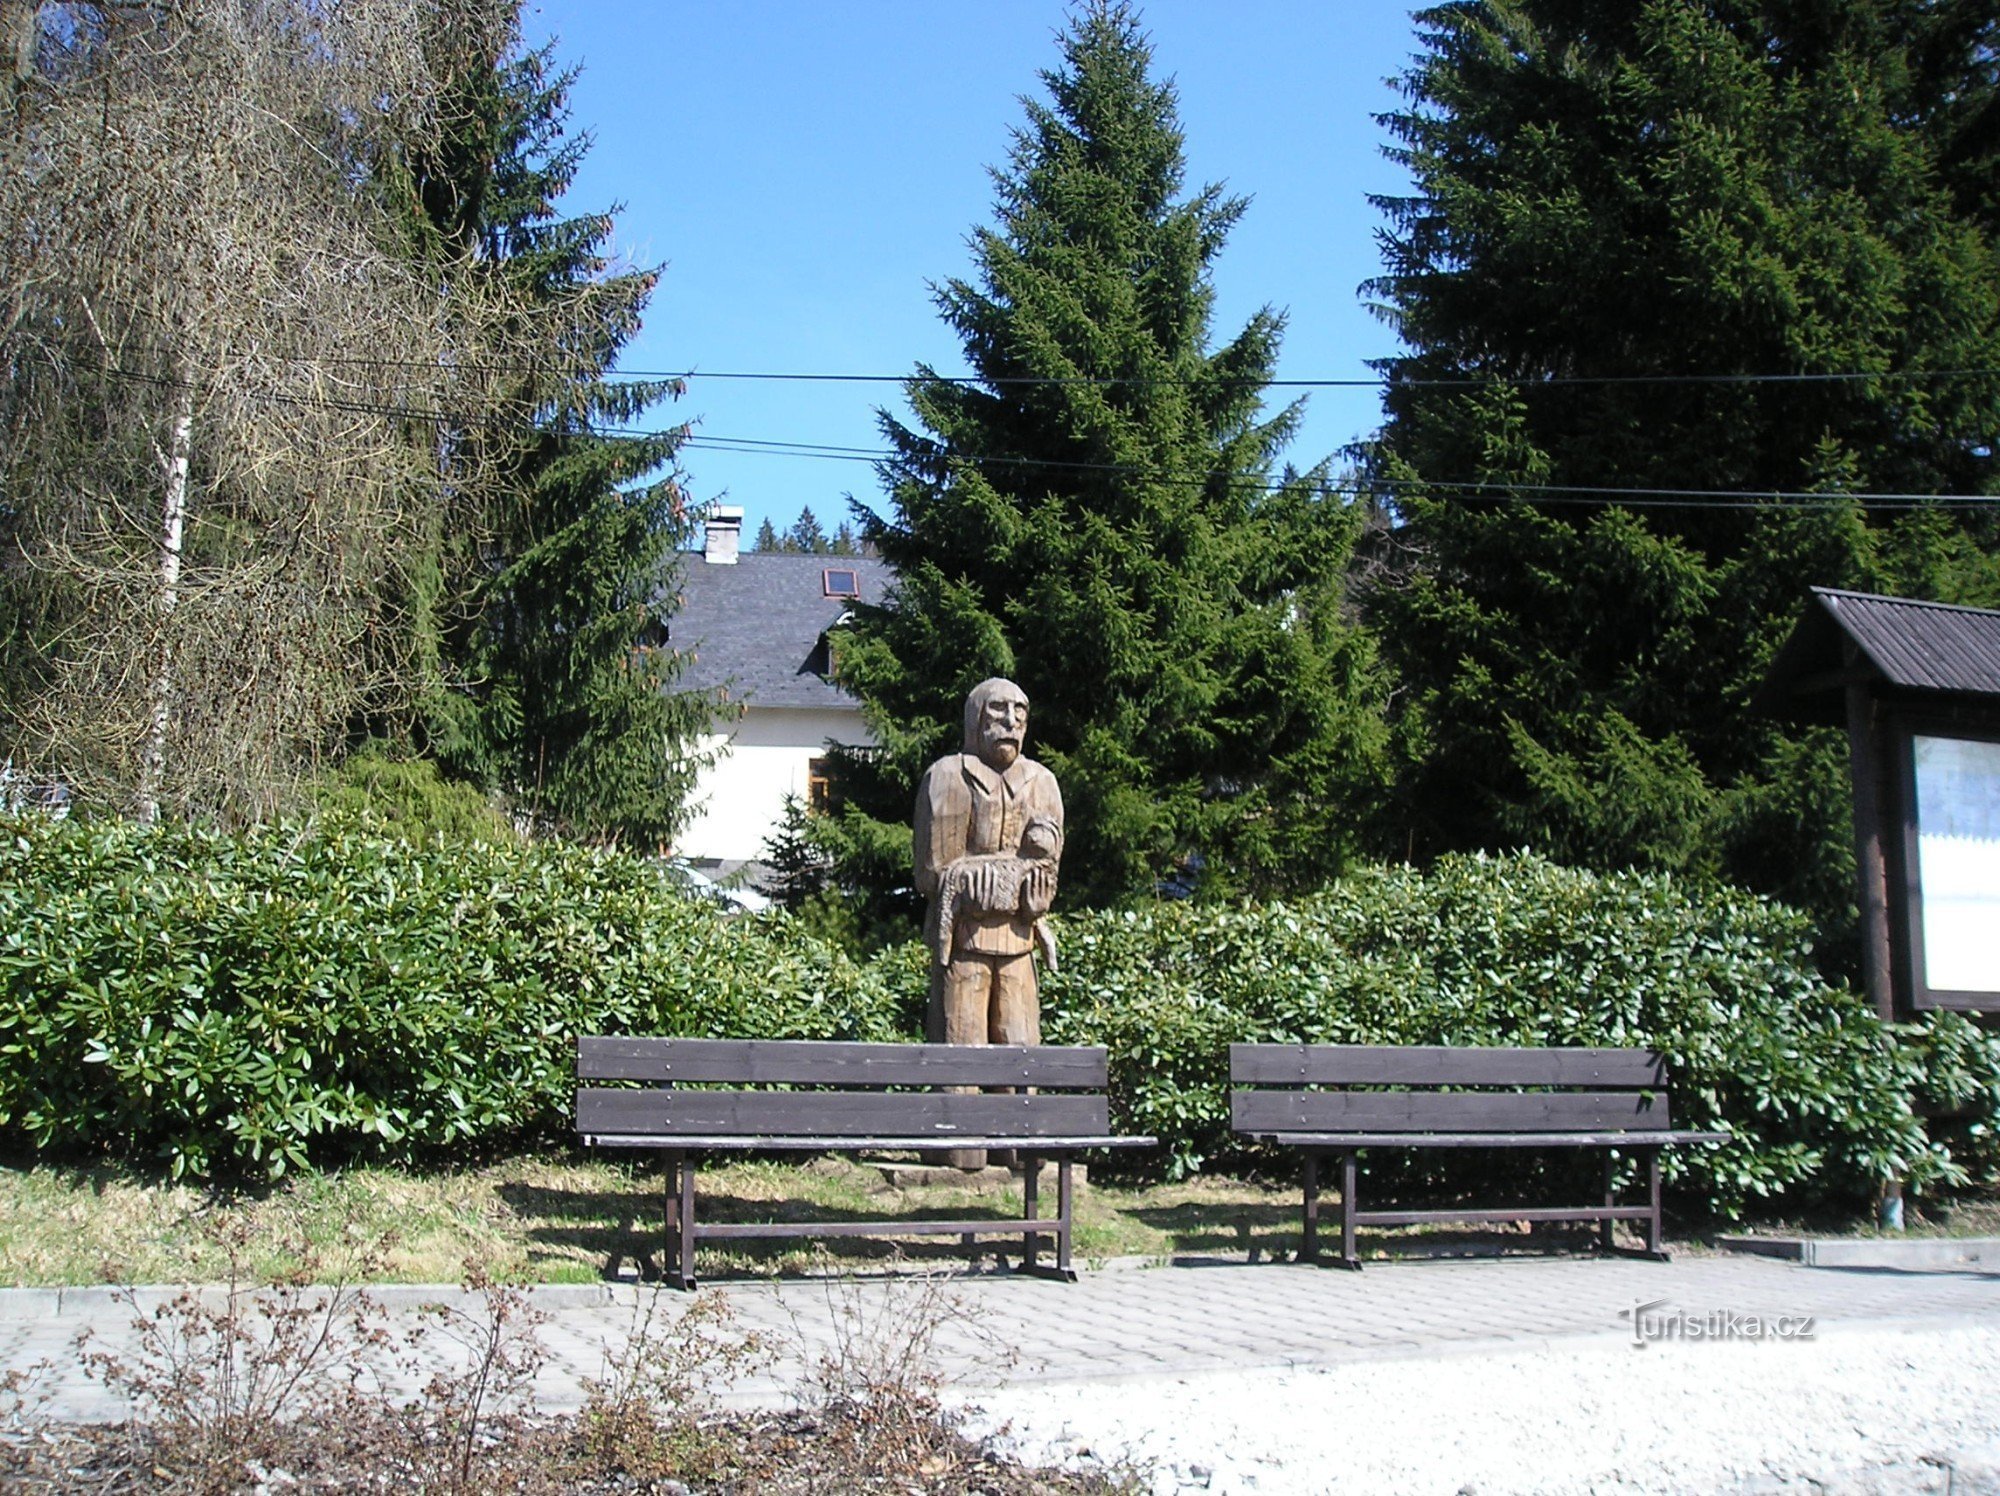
[1124,1201,1299,1261]
[498,1174,1071,1283]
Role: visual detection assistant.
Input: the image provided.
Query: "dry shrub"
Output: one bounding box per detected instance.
[366,1264,552,1494]
[68,1227,561,1493]
[12,1213,1132,1493]
[574,1288,769,1483]
[783,1260,1019,1487]
[75,1211,395,1491]
[0,1357,58,1485]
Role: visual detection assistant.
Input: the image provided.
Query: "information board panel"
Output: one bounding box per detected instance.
[1909,732,2000,1006]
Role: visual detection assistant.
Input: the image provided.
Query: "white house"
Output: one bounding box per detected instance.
[664,507,890,875]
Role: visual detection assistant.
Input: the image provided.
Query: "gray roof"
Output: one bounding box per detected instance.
[1757,587,2000,725]
[661,552,893,709]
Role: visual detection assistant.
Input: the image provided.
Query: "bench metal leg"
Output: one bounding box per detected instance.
[665,1150,698,1290]
[1021,1149,1041,1272]
[1057,1155,1076,1277]
[1645,1148,1667,1260]
[662,1151,679,1283]
[1014,1152,1079,1282]
[1333,1150,1361,1270]
[1601,1153,1617,1254]
[1301,1152,1320,1263]
[1598,1148,1670,1263]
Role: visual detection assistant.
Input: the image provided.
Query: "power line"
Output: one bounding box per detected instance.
[683,440,1997,509]
[642,365,2000,391]
[70,340,2000,391]
[76,356,2000,512]
[686,434,888,458]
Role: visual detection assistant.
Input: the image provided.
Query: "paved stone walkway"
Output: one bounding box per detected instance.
[3,1251,1996,1424]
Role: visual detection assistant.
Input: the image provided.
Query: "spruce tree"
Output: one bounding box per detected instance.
[757,793,833,910]
[790,506,829,555]
[751,516,781,552]
[832,1,1390,910]
[1364,1,2000,954]
[406,30,711,845]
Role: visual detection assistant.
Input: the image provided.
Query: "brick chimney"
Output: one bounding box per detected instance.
[703,505,744,565]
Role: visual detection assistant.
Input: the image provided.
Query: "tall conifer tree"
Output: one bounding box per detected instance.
[832,1,1390,909]
[1364,1,2000,955]
[405,31,710,845]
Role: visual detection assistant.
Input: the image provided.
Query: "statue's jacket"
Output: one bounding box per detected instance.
[913,751,1064,958]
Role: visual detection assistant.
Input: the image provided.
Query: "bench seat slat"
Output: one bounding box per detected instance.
[1242,1129,1727,1148]
[577,1087,1109,1139]
[578,1037,1108,1088]
[1231,1043,1666,1087]
[1233,1089,1673,1134]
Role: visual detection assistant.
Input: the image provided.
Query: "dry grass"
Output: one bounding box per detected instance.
[0,1155,1304,1287]
[0,1162,561,1286]
[1723,1190,2000,1244]
[4,1152,1942,1288]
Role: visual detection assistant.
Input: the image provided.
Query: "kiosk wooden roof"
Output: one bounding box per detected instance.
[1757,587,2000,726]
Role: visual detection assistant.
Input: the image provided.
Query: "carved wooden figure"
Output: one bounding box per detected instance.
[913,679,1065,1167]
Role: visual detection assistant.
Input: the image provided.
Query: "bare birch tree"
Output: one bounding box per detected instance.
[0,0,539,822]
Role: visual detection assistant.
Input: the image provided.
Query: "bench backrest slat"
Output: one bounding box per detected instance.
[1230,1043,1665,1088]
[578,1037,1108,1089]
[577,1087,1110,1140]
[1231,1088,1672,1134]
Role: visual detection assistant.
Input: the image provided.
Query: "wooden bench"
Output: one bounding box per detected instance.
[576,1037,1153,1288]
[1230,1044,1726,1269]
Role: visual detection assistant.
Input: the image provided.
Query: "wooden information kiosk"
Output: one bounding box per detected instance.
[1758,588,2000,1019]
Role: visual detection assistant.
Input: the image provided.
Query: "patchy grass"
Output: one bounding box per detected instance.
[0,1160,573,1286]
[0,1155,1306,1286]
[4,1151,1931,1287]
[1718,1190,2000,1243]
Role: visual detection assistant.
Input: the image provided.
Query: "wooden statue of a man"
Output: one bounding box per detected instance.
[913,677,1064,1053]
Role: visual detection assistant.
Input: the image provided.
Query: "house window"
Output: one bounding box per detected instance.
[807,756,833,814]
[823,567,860,598]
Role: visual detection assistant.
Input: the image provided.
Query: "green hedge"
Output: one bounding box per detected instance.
[3,816,1993,1220]
[0,815,902,1176]
[1042,855,1996,1217]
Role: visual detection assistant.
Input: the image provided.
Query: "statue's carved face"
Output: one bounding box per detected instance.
[972,686,1028,770]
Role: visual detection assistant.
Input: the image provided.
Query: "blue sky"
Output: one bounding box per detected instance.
[519,2,1425,541]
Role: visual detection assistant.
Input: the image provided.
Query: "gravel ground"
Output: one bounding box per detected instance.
[958,1321,2000,1495]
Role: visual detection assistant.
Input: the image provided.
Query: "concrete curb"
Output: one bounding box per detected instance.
[0,1255,1192,1324]
[1718,1234,2000,1271]
[0,1281,622,1321]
